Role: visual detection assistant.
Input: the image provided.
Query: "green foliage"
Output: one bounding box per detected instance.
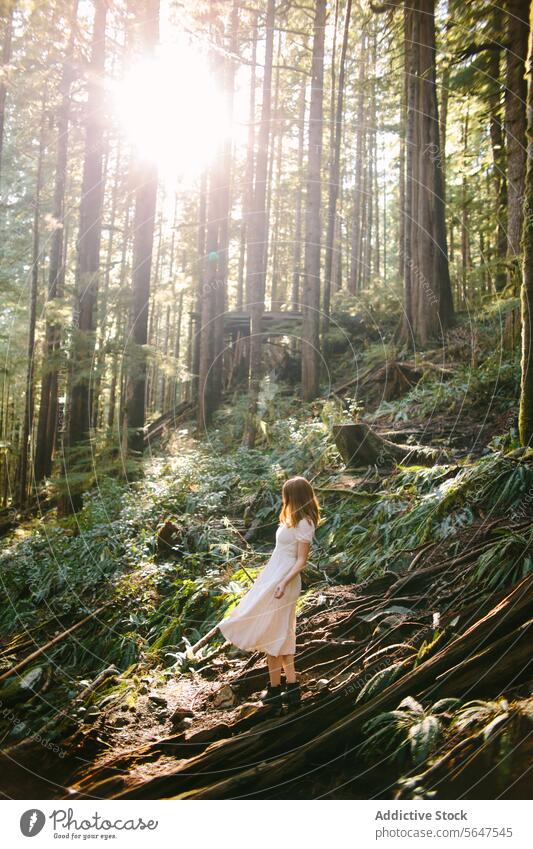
[359,696,444,768]
[373,351,519,424]
[472,531,533,591]
[451,699,509,734]
[324,449,533,580]
[356,663,405,703]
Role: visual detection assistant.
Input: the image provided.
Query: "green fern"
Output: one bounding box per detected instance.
[356,663,405,704]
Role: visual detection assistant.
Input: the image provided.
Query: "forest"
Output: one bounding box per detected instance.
[0,0,532,801]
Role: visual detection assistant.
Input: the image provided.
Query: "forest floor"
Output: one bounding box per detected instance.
[1,306,532,799]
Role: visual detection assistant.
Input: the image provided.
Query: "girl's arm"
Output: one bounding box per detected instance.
[274,541,310,598]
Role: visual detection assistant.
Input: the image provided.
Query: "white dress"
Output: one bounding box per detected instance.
[217,517,315,657]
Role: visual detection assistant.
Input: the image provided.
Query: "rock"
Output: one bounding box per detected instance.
[316,678,330,691]
[180,717,193,729]
[111,716,129,728]
[170,706,194,726]
[213,684,237,709]
[0,666,44,707]
[138,684,149,695]
[84,706,101,723]
[148,693,167,708]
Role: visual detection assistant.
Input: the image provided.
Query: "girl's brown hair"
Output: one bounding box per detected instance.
[279,476,321,529]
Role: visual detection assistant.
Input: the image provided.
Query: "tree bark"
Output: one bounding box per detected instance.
[244,0,275,445]
[0,0,14,191]
[19,94,46,505]
[59,0,107,514]
[488,35,508,293]
[197,34,230,431]
[519,3,533,446]
[505,0,530,288]
[291,76,307,310]
[190,170,207,402]
[323,0,352,335]
[237,11,258,310]
[401,0,454,346]
[34,0,78,483]
[124,0,160,460]
[301,0,326,401]
[212,4,237,408]
[92,141,122,431]
[349,34,367,295]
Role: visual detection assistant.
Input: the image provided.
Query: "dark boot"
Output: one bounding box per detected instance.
[261,683,283,713]
[283,681,301,709]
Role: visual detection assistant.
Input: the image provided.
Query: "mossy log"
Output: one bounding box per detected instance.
[332,422,443,468]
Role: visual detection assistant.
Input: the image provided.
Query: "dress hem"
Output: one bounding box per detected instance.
[217,623,295,657]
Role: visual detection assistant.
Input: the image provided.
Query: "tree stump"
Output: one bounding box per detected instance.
[332,422,443,468]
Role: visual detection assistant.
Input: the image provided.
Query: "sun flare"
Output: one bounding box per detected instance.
[113,40,230,184]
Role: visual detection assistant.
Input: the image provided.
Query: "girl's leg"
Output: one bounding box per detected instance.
[280,654,296,683]
[266,653,282,686]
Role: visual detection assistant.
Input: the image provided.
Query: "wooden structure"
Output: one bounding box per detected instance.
[190,309,304,393]
[190,309,303,335]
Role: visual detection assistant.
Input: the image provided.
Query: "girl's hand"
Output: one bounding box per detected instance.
[274,582,285,599]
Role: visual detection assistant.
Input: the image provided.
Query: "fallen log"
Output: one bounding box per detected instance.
[332,422,445,468]
[0,602,113,685]
[144,400,193,444]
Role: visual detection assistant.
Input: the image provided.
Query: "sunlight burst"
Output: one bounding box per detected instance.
[113,41,230,184]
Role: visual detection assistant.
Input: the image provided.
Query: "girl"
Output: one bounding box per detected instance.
[217,476,320,713]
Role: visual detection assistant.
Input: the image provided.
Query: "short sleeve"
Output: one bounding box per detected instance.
[295,517,315,543]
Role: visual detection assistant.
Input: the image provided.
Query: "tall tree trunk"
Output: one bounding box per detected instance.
[265,30,282,304]
[124,0,159,460]
[0,0,14,191]
[92,140,121,431]
[59,0,107,514]
[212,4,237,408]
[291,76,307,309]
[398,11,408,282]
[349,34,367,295]
[197,167,219,430]
[270,87,284,309]
[19,94,46,505]
[460,108,471,307]
[302,0,326,401]
[371,30,380,281]
[519,3,533,445]
[505,0,530,289]
[323,0,352,335]
[34,0,78,483]
[244,0,275,445]
[237,11,258,310]
[401,0,454,346]
[190,170,207,402]
[488,37,508,293]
